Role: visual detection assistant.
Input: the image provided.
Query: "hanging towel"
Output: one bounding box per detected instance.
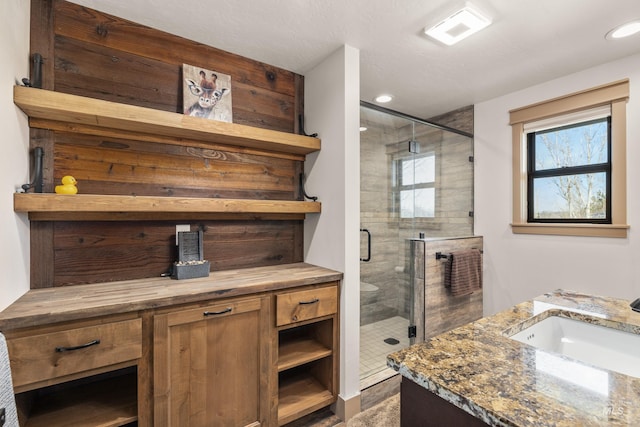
[0,332,18,427]
[444,249,482,297]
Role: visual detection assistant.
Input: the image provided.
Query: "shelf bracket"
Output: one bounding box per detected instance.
[299,173,318,202]
[298,115,318,138]
[21,53,43,88]
[20,146,44,193]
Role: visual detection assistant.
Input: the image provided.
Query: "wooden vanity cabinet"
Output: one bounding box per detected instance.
[0,265,341,427]
[153,295,271,427]
[152,281,340,427]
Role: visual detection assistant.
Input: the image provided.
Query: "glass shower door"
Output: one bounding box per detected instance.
[359,106,416,384]
[359,103,474,387]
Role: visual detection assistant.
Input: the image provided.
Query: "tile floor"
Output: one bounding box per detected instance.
[360,316,410,380]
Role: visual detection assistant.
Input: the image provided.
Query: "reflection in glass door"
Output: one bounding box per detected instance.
[359,103,474,387]
[359,106,415,385]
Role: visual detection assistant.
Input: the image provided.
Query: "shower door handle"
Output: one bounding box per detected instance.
[360,228,371,262]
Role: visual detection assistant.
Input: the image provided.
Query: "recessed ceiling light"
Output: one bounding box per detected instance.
[424,5,492,46]
[375,94,393,103]
[606,20,640,40]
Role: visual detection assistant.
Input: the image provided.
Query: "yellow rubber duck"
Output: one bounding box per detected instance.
[55,175,78,194]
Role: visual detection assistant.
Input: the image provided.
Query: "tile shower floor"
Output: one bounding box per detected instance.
[360,316,410,380]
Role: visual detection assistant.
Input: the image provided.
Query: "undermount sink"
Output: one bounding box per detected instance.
[508,314,640,378]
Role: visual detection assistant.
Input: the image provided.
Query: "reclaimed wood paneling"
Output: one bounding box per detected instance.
[30,221,54,289]
[52,0,297,132]
[24,111,55,289]
[54,35,180,112]
[200,221,303,271]
[53,221,176,285]
[53,134,299,199]
[52,2,296,94]
[30,0,54,90]
[52,221,303,286]
[26,0,307,287]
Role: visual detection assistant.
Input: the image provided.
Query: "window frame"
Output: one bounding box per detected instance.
[526,116,612,224]
[509,79,629,238]
[393,152,436,219]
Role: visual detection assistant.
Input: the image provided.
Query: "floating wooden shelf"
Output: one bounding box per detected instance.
[13,86,320,156]
[14,193,321,221]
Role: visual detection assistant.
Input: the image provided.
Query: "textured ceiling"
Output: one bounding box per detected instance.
[69,0,640,119]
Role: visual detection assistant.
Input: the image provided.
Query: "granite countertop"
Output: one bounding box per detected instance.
[388,290,640,426]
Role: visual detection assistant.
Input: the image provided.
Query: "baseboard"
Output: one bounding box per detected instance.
[334,393,361,421]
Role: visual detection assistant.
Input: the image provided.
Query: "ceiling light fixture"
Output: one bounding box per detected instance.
[359,126,368,132]
[424,4,492,46]
[374,94,393,103]
[606,20,640,40]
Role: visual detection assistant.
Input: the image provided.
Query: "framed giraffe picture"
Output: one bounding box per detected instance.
[182,63,233,123]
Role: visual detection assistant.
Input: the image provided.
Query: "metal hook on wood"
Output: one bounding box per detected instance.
[21,147,44,193]
[298,115,318,138]
[299,173,318,202]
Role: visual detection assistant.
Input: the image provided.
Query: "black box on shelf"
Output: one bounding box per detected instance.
[172,230,210,280]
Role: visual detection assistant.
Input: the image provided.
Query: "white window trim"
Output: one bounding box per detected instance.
[509,79,629,238]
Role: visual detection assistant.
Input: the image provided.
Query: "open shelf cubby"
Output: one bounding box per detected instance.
[16,367,138,427]
[277,361,335,426]
[277,318,336,425]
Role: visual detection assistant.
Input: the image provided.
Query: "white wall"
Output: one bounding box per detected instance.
[0,1,31,311]
[475,52,640,315]
[304,45,361,409]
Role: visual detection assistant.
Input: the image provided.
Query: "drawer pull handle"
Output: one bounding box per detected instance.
[55,339,100,352]
[299,298,320,305]
[203,307,232,316]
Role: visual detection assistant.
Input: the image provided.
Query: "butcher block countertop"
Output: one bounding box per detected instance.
[0,262,342,330]
[388,290,640,426]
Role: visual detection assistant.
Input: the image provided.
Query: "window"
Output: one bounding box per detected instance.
[510,79,629,238]
[527,114,611,223]
[394,153,435,218]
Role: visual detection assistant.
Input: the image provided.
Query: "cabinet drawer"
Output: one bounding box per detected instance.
[276,285,337,326]
[164,297,263,326]
[8,318,142,388]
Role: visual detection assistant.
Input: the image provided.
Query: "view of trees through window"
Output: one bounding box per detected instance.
[528,117,610,221]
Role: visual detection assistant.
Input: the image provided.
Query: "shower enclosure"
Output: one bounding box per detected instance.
[359,103,474,386]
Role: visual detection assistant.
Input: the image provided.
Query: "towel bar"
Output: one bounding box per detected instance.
[436,249,483,260]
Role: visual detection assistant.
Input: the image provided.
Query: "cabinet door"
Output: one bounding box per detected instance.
[154,296,270,427]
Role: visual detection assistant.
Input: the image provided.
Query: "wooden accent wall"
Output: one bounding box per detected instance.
[28,0,306,287]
